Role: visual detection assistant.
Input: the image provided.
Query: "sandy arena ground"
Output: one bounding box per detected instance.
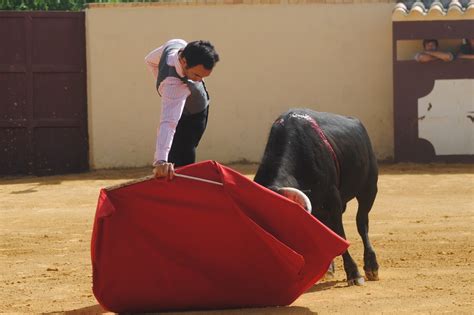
[1,163,473,314]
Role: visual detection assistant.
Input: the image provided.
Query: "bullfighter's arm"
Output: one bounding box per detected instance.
[144,45,165,80]
[152,79,190,178]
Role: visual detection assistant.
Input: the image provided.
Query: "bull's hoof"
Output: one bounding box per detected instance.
[347,276,365,286]
[365,270,379,281]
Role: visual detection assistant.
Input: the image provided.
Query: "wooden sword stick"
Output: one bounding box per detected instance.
[174,173,223,186]
[105,173,222,191]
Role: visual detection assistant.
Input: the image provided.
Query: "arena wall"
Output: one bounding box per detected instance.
[86,2,394,168]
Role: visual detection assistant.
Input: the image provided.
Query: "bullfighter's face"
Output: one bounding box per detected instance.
[180,57,212,82]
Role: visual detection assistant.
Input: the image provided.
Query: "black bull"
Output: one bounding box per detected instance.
[254,109,379,286]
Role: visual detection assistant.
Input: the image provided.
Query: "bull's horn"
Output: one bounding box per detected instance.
[277,187,312,214]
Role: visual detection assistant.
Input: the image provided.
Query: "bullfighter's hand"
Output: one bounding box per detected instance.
[153,162,175,180]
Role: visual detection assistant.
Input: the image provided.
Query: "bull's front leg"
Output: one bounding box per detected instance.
[327,186,365,286]
[313,209,337,280]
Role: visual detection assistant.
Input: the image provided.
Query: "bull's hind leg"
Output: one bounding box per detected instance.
[356,185,379,281]
[327,187,365,286]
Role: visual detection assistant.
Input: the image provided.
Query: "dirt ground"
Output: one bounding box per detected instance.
[1,163,473,314]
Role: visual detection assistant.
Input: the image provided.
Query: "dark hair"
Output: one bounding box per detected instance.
[181,40,220,70]
[423,39,438,48]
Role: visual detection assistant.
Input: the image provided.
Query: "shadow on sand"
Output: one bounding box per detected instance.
[305,280,347,293]
[1,167,151,186]
[52,304,316,315]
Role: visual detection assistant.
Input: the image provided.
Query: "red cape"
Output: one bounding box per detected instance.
[91,161,348,312]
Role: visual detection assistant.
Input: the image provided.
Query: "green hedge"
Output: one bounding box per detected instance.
[0,0,156,11]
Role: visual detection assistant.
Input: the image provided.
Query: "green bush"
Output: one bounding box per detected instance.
[0,0,86,10]
[0,0,156,11]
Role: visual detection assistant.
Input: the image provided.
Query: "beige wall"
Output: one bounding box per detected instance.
[86,3,394,169]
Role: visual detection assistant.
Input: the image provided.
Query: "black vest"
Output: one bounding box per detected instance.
[156,42,210,115]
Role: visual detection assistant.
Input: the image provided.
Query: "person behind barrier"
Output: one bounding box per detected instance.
[457,38,474,60]
[145,39,220,179]
[414,39,453,63]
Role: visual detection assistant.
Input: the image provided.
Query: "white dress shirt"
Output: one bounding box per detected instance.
[145,39,191,165]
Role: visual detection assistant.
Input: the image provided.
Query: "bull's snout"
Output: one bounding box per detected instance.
[277,187,312,214]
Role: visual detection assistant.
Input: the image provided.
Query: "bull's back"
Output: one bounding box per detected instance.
[280,109,373,156]
[287,109,377,200]
[256,109,377,198]
[309,110,378,200]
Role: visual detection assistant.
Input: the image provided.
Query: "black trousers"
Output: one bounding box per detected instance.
[168,107,209,167]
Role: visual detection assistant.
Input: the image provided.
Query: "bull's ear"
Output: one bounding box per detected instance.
[277,187,312,214]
